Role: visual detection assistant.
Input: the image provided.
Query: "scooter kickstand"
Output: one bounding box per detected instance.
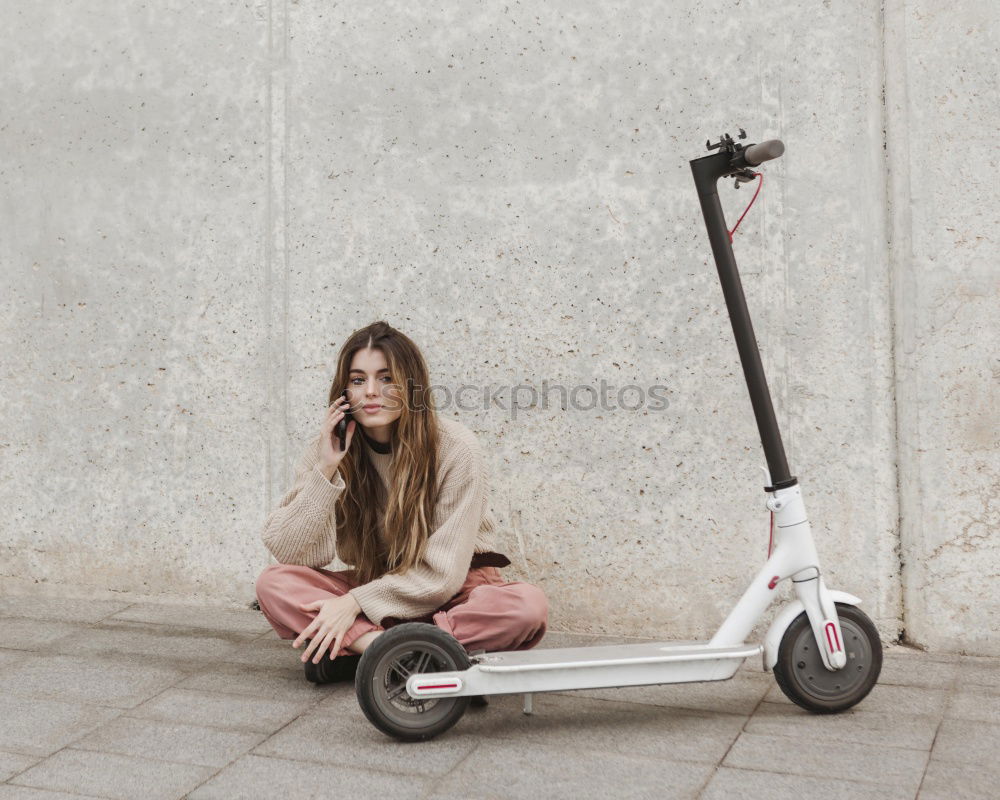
[523,693,533,715]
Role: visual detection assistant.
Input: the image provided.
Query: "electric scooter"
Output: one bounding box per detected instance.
[353,130,883,741]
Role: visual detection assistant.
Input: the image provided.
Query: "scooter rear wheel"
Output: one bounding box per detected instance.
[355,623,471,741]
[773,603,882,713]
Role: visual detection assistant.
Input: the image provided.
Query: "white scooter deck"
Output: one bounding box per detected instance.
[405,641,763,703]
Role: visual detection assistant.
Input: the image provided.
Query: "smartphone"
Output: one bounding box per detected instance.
[335,389,353,451]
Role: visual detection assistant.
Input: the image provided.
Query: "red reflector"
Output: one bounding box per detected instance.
[767,575,779,590]
[417,683,458,690]
[824,622,842,653]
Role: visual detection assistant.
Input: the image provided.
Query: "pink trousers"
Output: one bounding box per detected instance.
[255,563,549,658]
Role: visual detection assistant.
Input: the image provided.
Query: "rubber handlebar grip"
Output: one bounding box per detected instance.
[743,139,785,166]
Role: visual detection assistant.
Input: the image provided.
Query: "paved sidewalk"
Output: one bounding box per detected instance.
[0,595,996,799]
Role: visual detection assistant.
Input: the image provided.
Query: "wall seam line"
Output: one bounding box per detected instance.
[263,0,274,533]
[881,0,917,644]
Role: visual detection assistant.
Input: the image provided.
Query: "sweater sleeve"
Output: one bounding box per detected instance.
[347,437,485,625]
[260,434,346,568]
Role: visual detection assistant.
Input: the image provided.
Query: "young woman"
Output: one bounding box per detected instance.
[255,321,549,685]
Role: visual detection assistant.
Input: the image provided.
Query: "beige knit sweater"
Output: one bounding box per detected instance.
[260,416,500,625]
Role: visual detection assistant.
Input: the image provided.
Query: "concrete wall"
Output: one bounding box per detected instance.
[885,1,1000,654]
[1,1,996,654]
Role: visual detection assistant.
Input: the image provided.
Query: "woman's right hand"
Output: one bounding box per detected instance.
[317,395,356,476]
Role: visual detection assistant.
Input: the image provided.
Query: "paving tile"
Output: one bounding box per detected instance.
[552,669,772,716]
[0,652,188,708]
[427,738,713,800]
[737,649,768,674]
[882,644,960,663]
[957,655,1000,689]
[51,622,247,664]
[188,753,430,799]
[0,695,122,758]
[127,687,315,733]
[930,718,1000,767]
[9,749,215,800]
[0,618,84,651]
[879,651,960,688]
[108,602,272,635]
[0,648,30,672]
[319,688,747,766]
[0,597,131,624]
[945,688,1000,724]
[95,617,262,643]
[0,787,100,799]
[723,732,928,794]
[0,750,39,782]
[253,694,479,777]
[701,766,915,800]
[72,715,266,768]
[764,679,948,716]
[745,700,939,750]
[533,631,639,649]
[176,661,330,703]
[918,756,1000,799]
[3,596,989,800]
[226,632,318,670]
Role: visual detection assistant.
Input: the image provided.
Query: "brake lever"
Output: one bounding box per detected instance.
[733,168,758,188]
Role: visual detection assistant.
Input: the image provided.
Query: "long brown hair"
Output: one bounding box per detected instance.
[329,321,441,584]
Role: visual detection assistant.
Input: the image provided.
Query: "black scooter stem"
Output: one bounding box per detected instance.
[689,147,796,491]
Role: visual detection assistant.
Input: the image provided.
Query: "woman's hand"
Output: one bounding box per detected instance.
[293,593,363,664]
[317,395,356,475]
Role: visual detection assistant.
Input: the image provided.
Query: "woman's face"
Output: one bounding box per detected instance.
[346,347,403,431]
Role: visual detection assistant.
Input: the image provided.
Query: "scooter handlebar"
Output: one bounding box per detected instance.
[743,139,784,167]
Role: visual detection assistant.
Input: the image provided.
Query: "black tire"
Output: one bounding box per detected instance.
[773,603,882,713]
[303,650,360,685]
[355,622,471,741]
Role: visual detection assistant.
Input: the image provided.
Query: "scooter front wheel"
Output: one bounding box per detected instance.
[355,623,471,741]
[773,603,882,713]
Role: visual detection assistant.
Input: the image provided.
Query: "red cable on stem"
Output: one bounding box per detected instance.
[728,172,763,244]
